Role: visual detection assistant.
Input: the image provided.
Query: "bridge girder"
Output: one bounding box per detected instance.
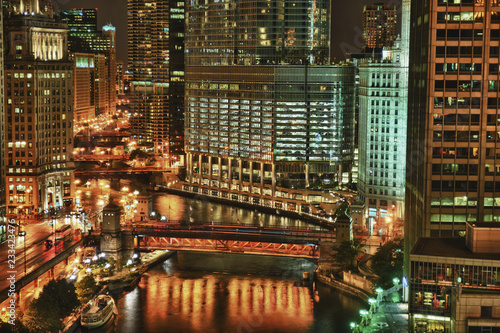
[135,236,319,259]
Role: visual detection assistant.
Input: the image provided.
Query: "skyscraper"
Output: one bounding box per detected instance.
[361,3,397,51]
[184,0,355,201]
[58,9,117,118]
[406,0,500,252]
[357,40,408,235]
[2,0,75,216]
[127,0,185,161]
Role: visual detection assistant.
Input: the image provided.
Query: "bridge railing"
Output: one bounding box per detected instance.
[128,220,333,233]
[0,236,88,304]
[128,224,335,241]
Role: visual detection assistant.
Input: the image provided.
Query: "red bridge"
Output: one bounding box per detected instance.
[125,222,336,259]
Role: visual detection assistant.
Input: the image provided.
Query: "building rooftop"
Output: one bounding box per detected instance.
[411,237,500,261]
[469,222,500,229]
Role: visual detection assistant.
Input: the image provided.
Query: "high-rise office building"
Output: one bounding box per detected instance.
[357,40,408,234]
[127,0,185,160]
[2,0,75,216]
[184,0,355,201]
[362,3,397,51]
[116,60,124,96]
[58,8,97,28]
[405,0,500,251]
[72,53,97,122]
[58,9,117,118]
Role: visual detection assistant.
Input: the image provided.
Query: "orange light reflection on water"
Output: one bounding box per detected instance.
[139,273,314,332]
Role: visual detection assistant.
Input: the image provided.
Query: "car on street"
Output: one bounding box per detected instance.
[44,239,53,250]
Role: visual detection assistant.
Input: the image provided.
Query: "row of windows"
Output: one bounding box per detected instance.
[429,180,500,192]
[433,130,479,141]
[431,196,500,207]
[437,0,494,5]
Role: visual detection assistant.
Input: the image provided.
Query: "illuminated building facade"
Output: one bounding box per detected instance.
[361,3,397,51]
[2,0,75,216]
[58,9,117,118]
[357,40,408,233]
[127,0,185,160]
[184,0,355,199]
[116,60,124,96]
[72,53,96,122]
[409,223,500,332]
[57,8,98,51]
[406,0,500,255]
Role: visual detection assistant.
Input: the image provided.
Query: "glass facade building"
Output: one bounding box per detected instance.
[185,0,355,196]
[57,8,117,118]
[409,223,500,332]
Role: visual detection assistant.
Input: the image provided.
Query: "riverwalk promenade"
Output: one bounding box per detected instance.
[362,301,409,333]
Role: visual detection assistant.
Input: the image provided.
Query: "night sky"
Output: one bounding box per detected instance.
[55,0,395,64]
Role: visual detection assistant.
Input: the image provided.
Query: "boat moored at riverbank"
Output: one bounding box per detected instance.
[81,294,115,329]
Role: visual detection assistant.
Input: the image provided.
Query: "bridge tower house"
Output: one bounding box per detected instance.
[100,199,123,265]
[335,209,353,245]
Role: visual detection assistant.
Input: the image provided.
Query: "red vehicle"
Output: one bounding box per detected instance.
[55,225,72,240]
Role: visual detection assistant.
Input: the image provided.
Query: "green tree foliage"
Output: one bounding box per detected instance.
[0,318,30,333]
[75,275,98,303]
[333,202,351,219]
[332,238,363,271]
[129,149,150,160]
[23,279,79,333]
[371,237,404,289]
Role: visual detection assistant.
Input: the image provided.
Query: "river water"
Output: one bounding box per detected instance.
[79,188,365,332]
[151,193,320,230]
[88,252,364,333]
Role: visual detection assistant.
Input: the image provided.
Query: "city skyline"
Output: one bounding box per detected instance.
[2,1,500,332]
[58,0,393,64]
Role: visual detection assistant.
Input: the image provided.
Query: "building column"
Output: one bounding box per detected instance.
[305,164,310,188]
[238,159,243,192]
[260,162,265,194]
[199,154,203,182]
[186,153,192,183]
[44,177,50,211]
[249,161,253,190]
[228,158,233,190]
[218,158,222,188]
[271,163,276,198]
[208,156,213,187]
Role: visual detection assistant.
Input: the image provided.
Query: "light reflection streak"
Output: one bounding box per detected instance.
[139,274,314,331]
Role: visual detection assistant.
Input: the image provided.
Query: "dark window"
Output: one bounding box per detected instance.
[481,306,493,318]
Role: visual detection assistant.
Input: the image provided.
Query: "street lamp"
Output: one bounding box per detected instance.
[359,309,369,326]
[18,231,26,276]
[368,298,377,315]
[393,277,400,286]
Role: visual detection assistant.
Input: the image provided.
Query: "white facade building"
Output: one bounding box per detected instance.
[357,39,408,232]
